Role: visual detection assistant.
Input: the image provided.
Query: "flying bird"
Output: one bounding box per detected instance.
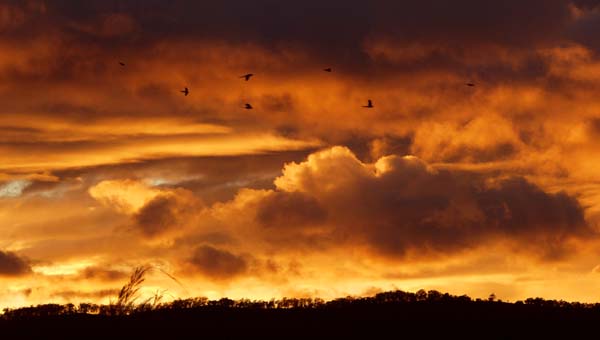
[466,83,475,87]
[181,87,189,96]
[363,99,374,108]
[119,62,125,66]
[240,74,254,81]
[244,103,253,110]
[323,68,332,72]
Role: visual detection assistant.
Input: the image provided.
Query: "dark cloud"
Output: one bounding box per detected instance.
[2,1,588,77]
[368,168,588,259]
[134,195,179,237]
[0,250,32,276]
[572,0,600,9]
[256,191,327,229]
[50,288,118,300]
[259,94,295,113]
[133,190,199,237]
[79,266,128,281]
[41,1,573,48]
[260,147,591,259]
[188,245,247,279]
[371,0,572,49]
[0,3,27,33]
[586,117,600,136]
[569,8,600,52]
[368,174,588,259]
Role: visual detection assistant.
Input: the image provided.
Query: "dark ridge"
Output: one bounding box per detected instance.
[2,290,600,339]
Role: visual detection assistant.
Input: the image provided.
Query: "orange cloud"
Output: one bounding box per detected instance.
[89,179,163,213]
[0,251,31,277]
[5,0,600,308]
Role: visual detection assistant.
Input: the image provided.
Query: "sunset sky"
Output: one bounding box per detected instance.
[4,0,600,308]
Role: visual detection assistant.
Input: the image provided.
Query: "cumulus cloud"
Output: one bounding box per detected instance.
[0,250,31,276]
[236,147,590,259]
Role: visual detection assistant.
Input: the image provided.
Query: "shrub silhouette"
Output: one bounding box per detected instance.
[109,265,150,316]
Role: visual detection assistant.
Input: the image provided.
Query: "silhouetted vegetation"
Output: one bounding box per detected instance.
[2,289,600,338]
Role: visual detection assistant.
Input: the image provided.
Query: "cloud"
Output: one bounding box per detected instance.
[3,1,600,187]
[256,191,327,229]
[0,1,588,95]
[0,128,319,174]
[0,250,31,276]
[97,13,138,37]
[188,245,247,280]
[50,289,118,301]
[133,188,201,237]
[4,0,600,306]
[89,179,163,213]
[90,179,204,237]
[0,180,31,198]
[0,1,45,54]
[573,0,600,9]
[411,115,522,163]
[79,266,128,282]
[38,1,575,51]
[56,149,312,205]
[240,147,590,259]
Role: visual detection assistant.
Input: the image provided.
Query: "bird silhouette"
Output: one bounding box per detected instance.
[244,103,253,110]
[181,87,189,96]
[323,68,332,72]
[240,74,254,81]
[466,83,475,87]
[119,62,125,66]
[363,99,374,108]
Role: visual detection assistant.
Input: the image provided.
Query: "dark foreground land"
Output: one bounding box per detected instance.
[2,290,600,339]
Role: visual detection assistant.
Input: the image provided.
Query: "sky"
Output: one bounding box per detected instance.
[3,0,600,308]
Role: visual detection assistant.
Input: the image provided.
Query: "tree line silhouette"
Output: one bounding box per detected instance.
[3,289,600,319]
[2,289,600,338]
